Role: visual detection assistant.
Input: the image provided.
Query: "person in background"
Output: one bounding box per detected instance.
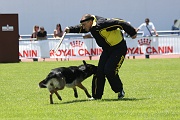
[31,25,39,61]
[171,19,179,35]
[37,26,47,61]
[53,24,64,61]
[37,27,47,40]
[124,21,135,59]
[64,14,137,100]
[136,18,158,59]
[54,23,63,38]
[18,34,22,39]
[174,19,180,29]
[31,25,39,39]
[82,32,93,60]
[136,18,158,37]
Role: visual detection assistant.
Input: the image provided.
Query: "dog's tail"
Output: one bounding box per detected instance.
[39,80,47,88]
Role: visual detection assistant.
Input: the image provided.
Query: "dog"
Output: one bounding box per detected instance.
[39,60,97,104]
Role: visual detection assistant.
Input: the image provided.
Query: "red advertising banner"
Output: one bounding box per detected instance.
[19,36,180,59]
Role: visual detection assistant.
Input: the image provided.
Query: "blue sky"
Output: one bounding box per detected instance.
[1,0,180,35]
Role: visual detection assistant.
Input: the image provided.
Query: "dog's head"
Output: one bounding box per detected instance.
[78,60,97,78]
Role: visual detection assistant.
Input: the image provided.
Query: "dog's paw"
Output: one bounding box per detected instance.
[74,93,78,98]
[88,95,92,98]
[58,96,62,101]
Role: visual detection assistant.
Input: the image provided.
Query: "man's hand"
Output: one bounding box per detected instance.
[131,34,137,39]
[64,27,70,33]
[155,33,159,37]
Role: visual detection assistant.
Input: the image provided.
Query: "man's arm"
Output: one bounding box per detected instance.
[105,19,137,39]
[153,28,158,36]
[116,20,137,39]
[151,23,158,36]
[64,25,87,33]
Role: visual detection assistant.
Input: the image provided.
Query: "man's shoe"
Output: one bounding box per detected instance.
[89,97,95,100]
[88,97,101,101]
[118,90,125,99]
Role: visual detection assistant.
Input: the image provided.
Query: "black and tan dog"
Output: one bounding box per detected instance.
[39,60,97,104]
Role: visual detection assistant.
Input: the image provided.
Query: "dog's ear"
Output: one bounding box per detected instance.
[83,60,87,68]
[55,72,62,78]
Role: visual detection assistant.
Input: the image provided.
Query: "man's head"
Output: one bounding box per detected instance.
[174,19,178,24]
[80,14,94,32]
[40,27,45,32]
[145,18,150,25]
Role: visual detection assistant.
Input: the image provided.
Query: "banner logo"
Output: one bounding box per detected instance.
[70,40,84,47]
[138,38,151,46]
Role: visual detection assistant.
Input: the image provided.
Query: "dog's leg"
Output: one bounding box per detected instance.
[54,91,62,101]
[77,83,91,98]
[73,87,78,98]
[50,92,54,104]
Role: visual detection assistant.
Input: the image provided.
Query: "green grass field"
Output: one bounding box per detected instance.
[0,58,179,120]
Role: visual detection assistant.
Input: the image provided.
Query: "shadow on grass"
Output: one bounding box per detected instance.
[57,97,149,104]
[60,99,89,104]
[102,97,149,101]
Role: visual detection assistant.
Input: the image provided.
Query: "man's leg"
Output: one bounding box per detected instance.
[104,42,127,93]
[104,53,125,93]
[92,50,108,99]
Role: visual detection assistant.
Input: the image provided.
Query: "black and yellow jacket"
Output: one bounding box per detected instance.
[68,15,137,50]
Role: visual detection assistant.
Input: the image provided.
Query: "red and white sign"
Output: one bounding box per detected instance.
[126,36,178,56]
[19,36,180,58]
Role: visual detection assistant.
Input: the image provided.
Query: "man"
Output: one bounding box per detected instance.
[136,18,158,37]
[136,18,158,59]
[65,14,137,100]
[37,27,47,40]
[172,19,180,35]
[174,19,180,29]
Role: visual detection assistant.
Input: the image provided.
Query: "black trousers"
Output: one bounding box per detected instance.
[92,40,127,99]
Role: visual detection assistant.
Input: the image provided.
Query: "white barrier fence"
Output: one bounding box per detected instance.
[19,36,180,59]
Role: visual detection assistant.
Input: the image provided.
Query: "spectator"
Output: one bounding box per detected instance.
[18,34,22,39]
[171,19,179,35]
[31,25,39,39]
[136,18,158,37]
[136,18,158,59]
[174,19,180,29]
[53,24,64,61]
[31,25,39,61]
[37,27,47,40]
[82,32,93,60]
[37,26,47,61]
[54,24,64,38]
[124,21,135,59]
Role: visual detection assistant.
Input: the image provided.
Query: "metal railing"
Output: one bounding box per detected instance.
[19,30,180,41]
